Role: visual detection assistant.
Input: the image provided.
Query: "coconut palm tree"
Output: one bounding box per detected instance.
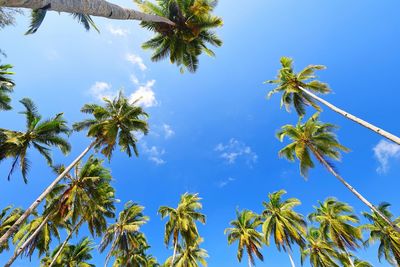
[261,190,306,267]
[0,205,23,253]
[0,98,71,183]
[0,64,15,110]
[135,0,223,72]
[309,198,362,267]
[166,236,208,267]
[100,201,149,267]
[266,57,400,145]
[0,92,148,249]
[301,227,340,267]
[277,113,399,231]
[159,193,206,266]
[363,203,400,266]
[225,210,264,267]
[41,237,95,267]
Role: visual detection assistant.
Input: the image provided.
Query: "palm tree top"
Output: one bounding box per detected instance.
[135,0,223,73]
[73,91,149,160]
[0,64,15,111]
[277,113,350,178]
[266,57,331,116]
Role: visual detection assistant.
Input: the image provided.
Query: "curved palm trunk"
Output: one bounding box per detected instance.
[312,148,400,233]
[0,0,174,25]
[287,248,296,267]
[49,218,84,267]
[0,141,96,248]
[171,235,178,267]
[104,233,119,267]
[343,247,355,267]
[299,86,400,145]
[4,214,50,267]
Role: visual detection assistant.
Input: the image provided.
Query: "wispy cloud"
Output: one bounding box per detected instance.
[215,138,258,166]
[163,124,175,139]
[126,53,147,71]
[373,140,400,174]
[142,142,166,165]
[107,24,129,37]
[129,80,158,108]
[218,177,235,188]
[89,82,115,100]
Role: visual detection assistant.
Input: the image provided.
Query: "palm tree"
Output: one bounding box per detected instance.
[266,57,400,145]
[0,64,15,110]
[135,0,223,72]
[0,98,71,183]
[301,227,340,267]
[277,113,399,231]
[166,237,208,267]
[0,205,23,253]
[225,210,264,267]
[309,198,362,267]
[41,237,95,267]
[261,190,306,267]
[100,201,149,267]
[0,92,148,249]
[158,193,206,266]
[363,203,400,266]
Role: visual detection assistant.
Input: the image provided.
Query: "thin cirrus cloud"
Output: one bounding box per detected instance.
[107,24,129,37]
[218,177,235,188]
[141,142,166,165]
[373,139,400,174]
[215,138,258,166]
[163,124,175,139]
[89,82,115,101]
[126,53,147,71]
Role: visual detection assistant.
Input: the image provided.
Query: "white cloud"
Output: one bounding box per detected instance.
[215,139,258,166]
[126,53,147,71]
[142,142,166,165]
[130,74,139,85]
[89,82,115,100]
[218,177,235,188]
[107,24,129,37]
[373,140,400,174]
[129,80,157,108]
[163,124,175,139]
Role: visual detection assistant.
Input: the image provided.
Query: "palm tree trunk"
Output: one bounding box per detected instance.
[104,233,118,267]
[171,236,178,267]
[0,0,174,25]
[343,247,355,267]
[49,218,84,267]
[298,86,400,145]
[287,248,296,267]
[312,148,400,233]
[0,141,96,248]
[4,214,50,267]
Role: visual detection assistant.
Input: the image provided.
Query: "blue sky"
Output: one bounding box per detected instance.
[1,0,400,266]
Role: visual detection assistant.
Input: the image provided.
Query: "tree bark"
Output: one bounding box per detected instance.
[0,141,96,248]
[299,86,400,145]
[171,235,178,267]
[4,215,50,267]
[312,148,400,233]
[0,0,174,25]
[48,218,84,267]
[287,248,296,267]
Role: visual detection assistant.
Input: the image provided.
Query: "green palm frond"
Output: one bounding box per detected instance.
[71,13,99,32]
[25,5,50,35]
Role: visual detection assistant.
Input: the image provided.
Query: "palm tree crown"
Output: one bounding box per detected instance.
[225,210,264,266]
[277,113,349,178]
[266,57,330,116]
[363,203,400,265]
[262,190,307,253]
[0,64,15,110]
[73,91,149,160]
[309,198,362,252]
[167,236,208,267]
[0,98,71,182]
[135,0,223,73]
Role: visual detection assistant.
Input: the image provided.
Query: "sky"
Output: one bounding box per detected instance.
[1,0,400,266]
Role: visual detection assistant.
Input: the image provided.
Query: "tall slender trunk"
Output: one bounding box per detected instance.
[171,235,178,267]
[4,215,50,267]
[0,141,96,248]
[104,233,118,267]
[299,86,400,145]
[312,148,400,233]
[287,248,296,267]
[343,246,355,267]
[49,218,84,267]
[0,0,174,25]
